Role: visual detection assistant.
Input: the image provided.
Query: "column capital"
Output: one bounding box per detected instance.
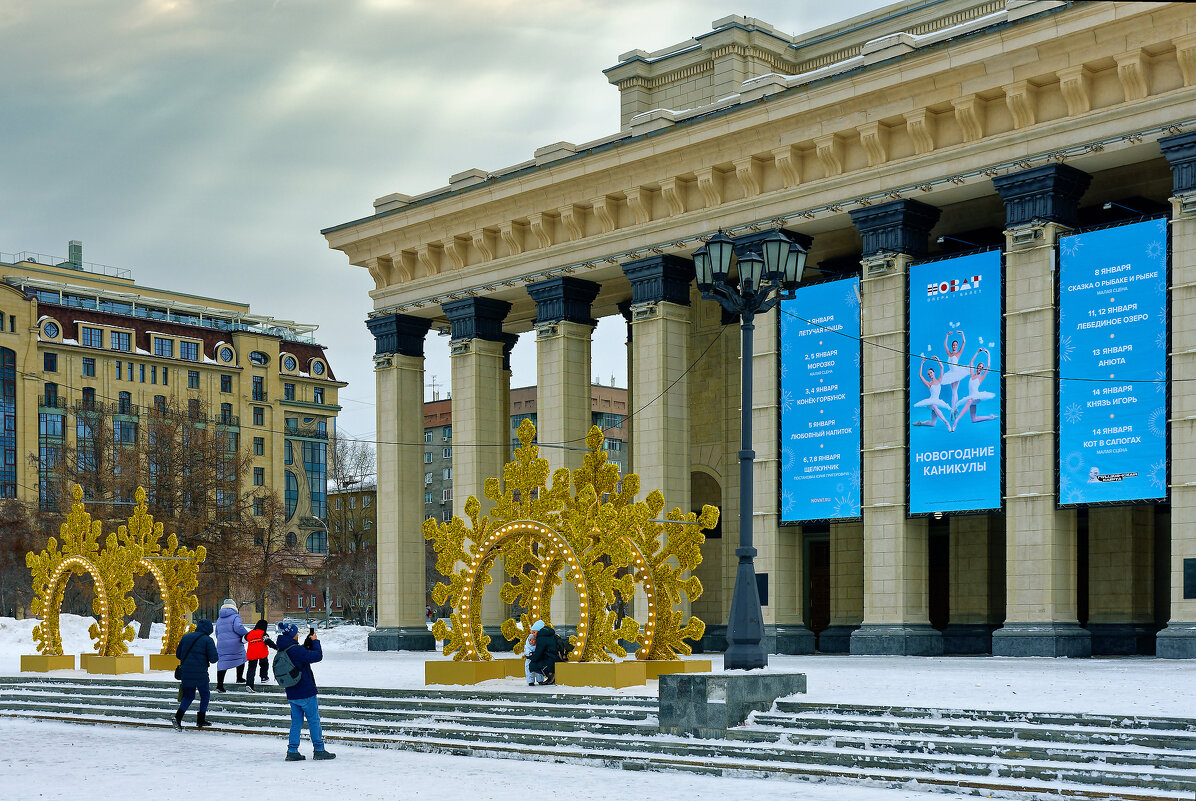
[365,313,432,358]
[1160,130,1196,197]
[501,332,519,372]
[441,297,512,342]
[527,276,600,326]
[621,254,693,306]
[848,199,940,259]
[992,163,1091,229]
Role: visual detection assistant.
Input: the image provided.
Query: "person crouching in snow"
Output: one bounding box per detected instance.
[527,619,562,686]
[275,622,335,762]
[522,624,540,686]
[214,598,249,691]
[244,620,275,692]
[173,618,218,729]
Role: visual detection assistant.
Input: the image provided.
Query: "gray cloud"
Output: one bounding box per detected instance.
[0,0,887,442]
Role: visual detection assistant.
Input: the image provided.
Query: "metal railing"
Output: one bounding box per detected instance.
[38,395,65,409]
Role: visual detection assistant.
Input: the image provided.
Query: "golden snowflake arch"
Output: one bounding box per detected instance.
[116,487,206,656]
[424,419,717,663]
[26,485,138,657]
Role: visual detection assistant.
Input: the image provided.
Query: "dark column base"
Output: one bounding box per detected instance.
[483,625,516,652]
[991,622,1091,657]
[1087,622,1159,656]
[1157,622,1196,659]
[817,624,858,654]
[367,626,435,651]
[849,623,944,656]
[942,623,997,655]
[775,624,815,655]
[688,624,727,654]
[659,672,807,738]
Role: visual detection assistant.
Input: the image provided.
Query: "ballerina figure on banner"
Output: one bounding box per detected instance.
[954,348,998,425]
[941,330,970,411]
[914,355,955,431]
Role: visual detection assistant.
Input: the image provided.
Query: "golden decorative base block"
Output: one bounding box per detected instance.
[78,653,98,671]
[494,658,526,678]
[20,654,75,672]
[556,661,647,689]
[425,659,507,685]
[85,655,144,675]
[148,654,179,671]
[640,659,713,680]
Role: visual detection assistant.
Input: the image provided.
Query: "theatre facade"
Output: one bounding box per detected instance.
[324,0,1196,657]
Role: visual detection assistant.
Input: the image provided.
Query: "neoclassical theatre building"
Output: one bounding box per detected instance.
[324,0,1196,657]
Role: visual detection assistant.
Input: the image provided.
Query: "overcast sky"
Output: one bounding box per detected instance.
[1,0,891,444]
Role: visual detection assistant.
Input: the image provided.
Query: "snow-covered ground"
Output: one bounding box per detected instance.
[0,717,939,801]
[2,615,1195,716]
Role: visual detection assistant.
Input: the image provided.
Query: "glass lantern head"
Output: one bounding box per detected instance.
[706,230,735,284]
[783,241,809,289]
[759,229,791,284]
[738,251,764,293]
[692,245,713,290]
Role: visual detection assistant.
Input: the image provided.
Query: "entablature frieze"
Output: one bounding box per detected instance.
[331,3,1196,316]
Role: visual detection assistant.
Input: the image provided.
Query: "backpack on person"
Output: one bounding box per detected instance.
[556,635,570,663]
[273,645,303,689]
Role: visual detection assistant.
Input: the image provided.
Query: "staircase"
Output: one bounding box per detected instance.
[0,676,1191,801]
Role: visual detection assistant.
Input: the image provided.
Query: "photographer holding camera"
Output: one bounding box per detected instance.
[274,623,335,762]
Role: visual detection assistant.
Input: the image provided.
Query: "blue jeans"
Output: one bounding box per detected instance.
[288,695,324,752]
[178,683,210,715]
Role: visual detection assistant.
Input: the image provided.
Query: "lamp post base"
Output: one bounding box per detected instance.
[724,547,768,670]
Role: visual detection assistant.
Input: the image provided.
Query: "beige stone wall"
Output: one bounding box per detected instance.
[1168,202,1196,624]
[1088,506,1154,624]
[949,516,992,624]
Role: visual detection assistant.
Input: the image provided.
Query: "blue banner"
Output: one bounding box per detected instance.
[1058,218,1168,504]
[779,277,861,522]
[908,251,1003,514]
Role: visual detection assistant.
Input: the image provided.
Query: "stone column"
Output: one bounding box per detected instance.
[991,163,1092,657]
[1087,507,1155,654]
[944,515,994,653]
[443,297,514,651]
[365,313,433,650]
[1159,130,1196,658]
[527,276,600,634]
[821,521,863,652]
[848,199,944,655]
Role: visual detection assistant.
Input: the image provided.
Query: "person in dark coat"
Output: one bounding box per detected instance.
[527,620,563,685]
[173,618,218,729]
[276,622,335,761]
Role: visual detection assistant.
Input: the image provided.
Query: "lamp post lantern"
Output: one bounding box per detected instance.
[693,228,808,670]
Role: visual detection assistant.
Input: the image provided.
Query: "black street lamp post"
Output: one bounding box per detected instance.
[693,229,808,670]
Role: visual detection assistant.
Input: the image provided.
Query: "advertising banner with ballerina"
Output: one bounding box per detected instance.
[1057,217,1168,505]
[908,250,1003,514]
[779,276,862,523]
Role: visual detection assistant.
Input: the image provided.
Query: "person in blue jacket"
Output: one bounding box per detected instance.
[173,618,218,730]
[276,622,336,761]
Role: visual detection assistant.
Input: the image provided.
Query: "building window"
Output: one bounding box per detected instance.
[425,491,434,504]
[284,383,295,400]
[43,382,58,406]
[162,367,168,386]
[313,387,324,404]
[153,338,173,358]
[44,353,57,373]
[150,365,157,384]
[285,440,293,465]
[285,472,298,521]
[154,395,166,413]
[253,406,265,426]
[254,498,265,516]
[81,357,95,377]
[118,391,132,415]
[220,402,233,424]
[253,467,264,486]
[296,594,304,609]
[363,495,372,508]
[220,374,232,393]
[139,364,145,383]
[334,497,342,510]
[252,376,265,401]
[442,488,452,502]
[115,361,121,381]
[306,531,327,554]
[114,419,136,444]
[188,398,201,419]
[442,467,451,481]
[441,510,451,522]
[424,431,432,443]
[442,447,451,459]
[253,436,264,456]
[310,595,317,609]
[424,452,432,464]
[188,370,200,389]
[81,327,102,348]
[303,440,327,517]
[442,425,451,440]
[81,387,96,410]
[424,472,433,485]
[180,341,199,361]
[249,351,268,366]
[110,331,131,352]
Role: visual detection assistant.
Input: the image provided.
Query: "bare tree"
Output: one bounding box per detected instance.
[322,428,376,623]
[0,500,45,617]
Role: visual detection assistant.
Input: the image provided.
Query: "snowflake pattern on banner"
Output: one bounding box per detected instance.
[782,445,796,472]
[1156,369,1166,393]
[782,490,796,515]
[1149,461,1166,491]
[1060,236,1083,258]
[1059,335,1075,363]
[845,283,860,308]
[850,468,861,490]
[1146,238,1165,265]
[833,494,859,518]
[1063,403,1084,425]
[1149,407,1165,438]
[1065,451,1085,474]
[1064,488,1084,505]
[781,389,795,412]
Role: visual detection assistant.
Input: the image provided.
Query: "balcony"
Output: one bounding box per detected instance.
[38,395,65,410]
[285,422,327,440]
[252,390,268,402]
[217,413,240,427]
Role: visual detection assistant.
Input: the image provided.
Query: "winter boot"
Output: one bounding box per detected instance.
[285,751,306,761]
[172,711,183,731]
[313,750,337,760]
[245,684,255,693]
[196,711,212,729]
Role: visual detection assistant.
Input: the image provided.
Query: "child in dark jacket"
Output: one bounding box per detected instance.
[244,620,275,692]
